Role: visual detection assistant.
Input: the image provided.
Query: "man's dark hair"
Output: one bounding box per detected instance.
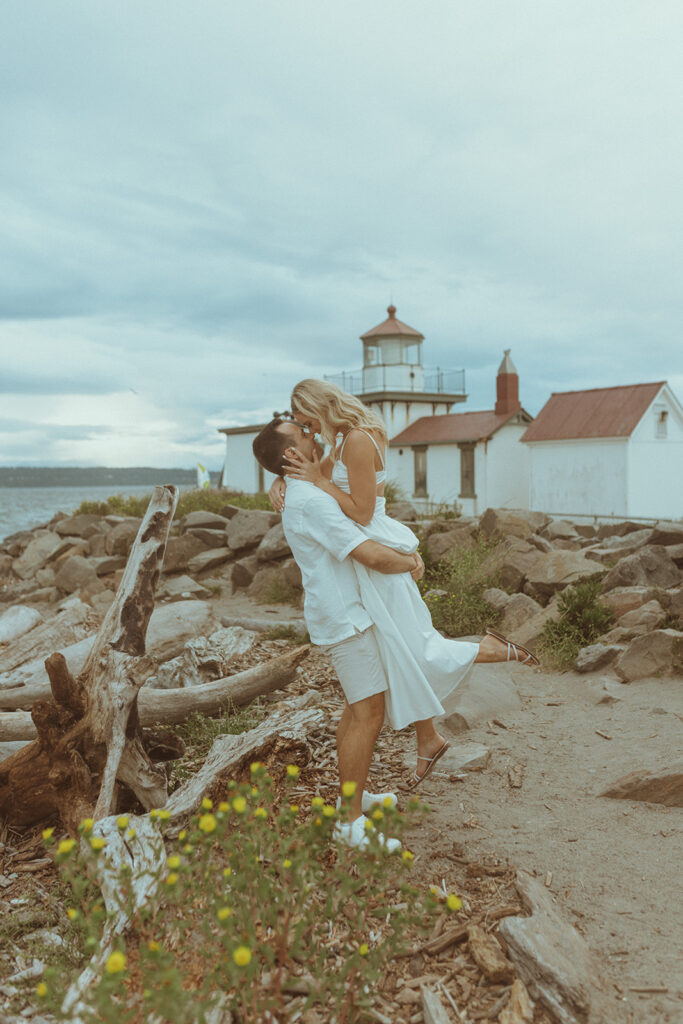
[252,418,293,476]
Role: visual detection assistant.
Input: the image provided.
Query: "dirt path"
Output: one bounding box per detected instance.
[400,662,683,1024]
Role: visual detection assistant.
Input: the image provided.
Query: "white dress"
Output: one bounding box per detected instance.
[332,433,478,730]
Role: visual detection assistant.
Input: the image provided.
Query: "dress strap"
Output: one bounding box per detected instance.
[358,429,385,469]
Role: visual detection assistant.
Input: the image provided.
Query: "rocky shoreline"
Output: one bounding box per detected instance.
[1,503,682,695]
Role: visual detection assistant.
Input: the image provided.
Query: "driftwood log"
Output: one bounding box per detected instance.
[0,647,310,744]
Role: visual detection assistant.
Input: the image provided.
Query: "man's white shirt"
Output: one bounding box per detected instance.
[281,479,373,646]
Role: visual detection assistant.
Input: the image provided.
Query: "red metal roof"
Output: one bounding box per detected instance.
[361,304,424,341]
[520,382,665,442]
[390,409,524,445]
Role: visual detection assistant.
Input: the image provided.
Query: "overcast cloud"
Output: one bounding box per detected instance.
[1,0,682,469]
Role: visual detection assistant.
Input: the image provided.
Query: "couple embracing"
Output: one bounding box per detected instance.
[252,379,537,850]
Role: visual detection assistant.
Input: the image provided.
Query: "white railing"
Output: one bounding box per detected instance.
[325,366,465,395]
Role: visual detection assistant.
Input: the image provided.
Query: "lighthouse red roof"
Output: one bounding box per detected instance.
[361,305,424,341]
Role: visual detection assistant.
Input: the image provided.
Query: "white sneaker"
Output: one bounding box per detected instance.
[334,815,401,853]
[335,790,398,813]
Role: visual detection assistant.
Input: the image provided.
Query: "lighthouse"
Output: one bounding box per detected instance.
[326,304,467,436]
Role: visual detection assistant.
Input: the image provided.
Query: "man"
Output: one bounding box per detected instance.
[253,417,423,849]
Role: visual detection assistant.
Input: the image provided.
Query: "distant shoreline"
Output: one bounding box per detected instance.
[0,467,221,488]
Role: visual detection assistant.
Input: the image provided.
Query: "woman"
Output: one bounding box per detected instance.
[269,379,538,787]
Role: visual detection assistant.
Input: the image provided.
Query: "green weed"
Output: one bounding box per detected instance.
[538,579,614,669]
[419,538,501,637]
[255,580,302,606]
[261,625,311,644]
[77,490,272,520]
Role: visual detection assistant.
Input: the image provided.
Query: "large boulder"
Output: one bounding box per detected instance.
[0,606,43,643]
[596,520,649,540]
[482,587,511,613]
[499,594,543,634]
[649,522,683,547]
[91,556,127,577]
[13,532,75,579]
[601,586,655,619]
[386,501,418,522]
[157,574,211,602]
[164,534,209,573]
[602,545,680,591]
[232,554,260,589]
[617,599,666,635]
[0,553,14,576]
[508,595,561,650]
[54,555,99,594]
[104,520,140,557]
[248,565,288,600]
[583,528,654,564]
[188,548,233,575]
[87,533,108,557]
[178,510,230,533]
[280,557,303,590]
[615,629,683,682]
[424,526,476,563]
[660,585,683,627]
[574,643,624,673]
[523,551,605,603]
[225,510,280,554]
[185,528,229,548]
[54,514,106,538]
[256,522,291,562]
[479,508,550,541]
[482,538,541,592]
[664,542,683,568]
[542,519,579,541]
[440,662,522,733]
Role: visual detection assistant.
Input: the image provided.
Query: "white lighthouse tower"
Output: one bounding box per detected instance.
[326,304,467,436]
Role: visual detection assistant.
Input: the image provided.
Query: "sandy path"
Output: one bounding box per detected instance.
[408,663,683,1023]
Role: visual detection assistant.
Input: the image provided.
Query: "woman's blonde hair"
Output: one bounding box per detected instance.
[290,379,388,456]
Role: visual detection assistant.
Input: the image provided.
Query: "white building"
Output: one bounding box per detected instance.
[521,381,683,519]
[388,351,532,515]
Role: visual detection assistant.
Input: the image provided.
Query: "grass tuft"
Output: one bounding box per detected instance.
[418,537,501,637]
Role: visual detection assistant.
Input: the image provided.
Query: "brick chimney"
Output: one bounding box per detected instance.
[495,349,521,415]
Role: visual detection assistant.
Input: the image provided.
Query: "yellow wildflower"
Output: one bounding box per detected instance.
[311,796,324,808]
[322,805,336,817]
[286,764,299,778]
[359,943,369,956]
[158,809,171,820]
[251,786,259,795]
[147,940,160,952]
[446,893,463,912]
[233,946,252,966]
[314,817,322,826]
[165,873,179,886]
[289,804,299,813]
[201,797,213,810]
[401,850,414,861]
[67,908,78,921]
[254,807,267,819]
[36,981,48,997]
[282,859,292,869]
[198,813,217,833]
[116,816,129,830]
[57,838,76,856]
[183,844,193,854]
[341,781,357,798]
[382,796,395,808]
[42,827,54,841]
[217,906,232,921]
[167,855,180,869]
[222,866,232,877]
[250,761,262,774]
[127,828,136,840]
[364,819,374,831]
[232,797,246,814]
[105,951,126,974]
[372,809,384,821]
[178,829,187,840]
[218,802,229,812]
[79,818,93,832]
[90,837,106,851]
[149,808,160,820]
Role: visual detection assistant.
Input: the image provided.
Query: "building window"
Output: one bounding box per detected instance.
[459,443,475,498]
[655,408,668,438]
[413,446,427,497]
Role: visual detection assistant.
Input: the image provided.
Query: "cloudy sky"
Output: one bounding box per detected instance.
[2,0,682,469]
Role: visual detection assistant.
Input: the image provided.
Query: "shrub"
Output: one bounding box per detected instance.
[539,579,615,669]
[77,490,272,519]
[38,776,453,1023]
[419,538,501,637]
[255,580,302,606]
[382,479,405,504]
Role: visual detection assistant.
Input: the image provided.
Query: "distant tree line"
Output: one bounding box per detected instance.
[0,467,221,488]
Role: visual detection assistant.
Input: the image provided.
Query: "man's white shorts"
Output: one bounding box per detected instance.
[322,626,388,705]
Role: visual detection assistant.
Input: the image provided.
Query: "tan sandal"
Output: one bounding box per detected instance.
[486,629,540,667]
[406,740,451,790]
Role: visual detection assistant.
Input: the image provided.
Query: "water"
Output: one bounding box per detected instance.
[0,485,191,541]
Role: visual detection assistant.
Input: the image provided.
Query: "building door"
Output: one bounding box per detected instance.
[459,443,475,498]
[413,446,427,497]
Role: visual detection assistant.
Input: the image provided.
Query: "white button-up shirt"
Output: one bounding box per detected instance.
[281,479,372,646]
